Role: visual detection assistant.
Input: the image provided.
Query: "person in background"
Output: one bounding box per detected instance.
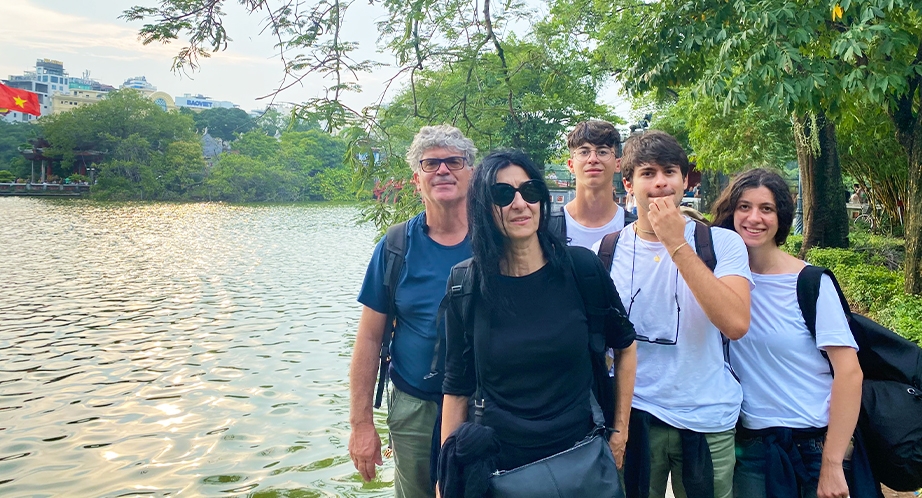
[349,125,477,498]
[711,168,863,498]
[553,120,637,248]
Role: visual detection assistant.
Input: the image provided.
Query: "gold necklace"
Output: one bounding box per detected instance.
[634,224,656,235]
[633,225,664,263]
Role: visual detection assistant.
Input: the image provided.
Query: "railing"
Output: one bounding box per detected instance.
[0,183,91,195]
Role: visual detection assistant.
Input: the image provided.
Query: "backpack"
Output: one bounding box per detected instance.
[549,205,638,244]
[797,266,922,491]
[373,221,408,409]
[443,246,633,429]
[595,219,715,273]
[595,220,743,382]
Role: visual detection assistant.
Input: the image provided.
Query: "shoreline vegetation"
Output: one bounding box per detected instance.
[0,90,364,204]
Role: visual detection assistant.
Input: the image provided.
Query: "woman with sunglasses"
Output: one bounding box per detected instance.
[711,169,864,498]
[438,149,636,495]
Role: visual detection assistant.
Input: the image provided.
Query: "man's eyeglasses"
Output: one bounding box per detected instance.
[490,180,546,207]
[419,156,466,173]
[627,270,681,345]
[572,148,614,160]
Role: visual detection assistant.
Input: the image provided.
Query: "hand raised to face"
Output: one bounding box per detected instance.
[647,196,686,249]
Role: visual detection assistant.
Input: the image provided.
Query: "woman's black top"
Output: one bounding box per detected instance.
[443,261,631,470]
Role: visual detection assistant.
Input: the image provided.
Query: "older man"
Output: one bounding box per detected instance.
[349,125,477,498]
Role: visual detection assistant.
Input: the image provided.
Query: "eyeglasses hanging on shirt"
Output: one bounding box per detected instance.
[627,236,682,345]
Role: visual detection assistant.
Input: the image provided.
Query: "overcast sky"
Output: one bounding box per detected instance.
[0,0,631,118]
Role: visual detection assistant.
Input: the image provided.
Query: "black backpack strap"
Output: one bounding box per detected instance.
[597,230,622,273]
[374,221,408,409]
[568,246,618,428]
[426,259,475,380]
[692,219,717,272]
[548,206,569,243]
[796,265,853,373]
[689,220,733,379]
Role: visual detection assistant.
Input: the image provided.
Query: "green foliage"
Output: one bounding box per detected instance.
[122,0,619,232]
[306,165,355,201]
[192,107,254,142]
[0,121,40,179]
[41,89,196,171]
[0,169,15,183]
[205,154,300,202]
[879,295,922,344]
[779,230,920,342]
[836,101,907,233]
[234,130,281,160]
[780,234,804,257]
[847,230,906,270]
[802,247,921,341]
[653,88,796,174]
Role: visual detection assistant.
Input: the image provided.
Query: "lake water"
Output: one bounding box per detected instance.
[0,198,396,497]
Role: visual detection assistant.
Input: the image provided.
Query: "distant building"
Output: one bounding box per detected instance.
[51,89,110,115]
[120,76,157,93]
[2,58,71,123]
[174,93,236,112]
[120,76,176,111]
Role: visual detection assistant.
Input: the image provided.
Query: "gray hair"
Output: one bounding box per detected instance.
[406,125,477,172]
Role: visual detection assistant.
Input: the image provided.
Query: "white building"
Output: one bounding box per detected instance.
[2,59,71,123]
[174,93,236,112]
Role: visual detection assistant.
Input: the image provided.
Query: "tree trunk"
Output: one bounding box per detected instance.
[891,99,922,295]
[793,112,850,258]
[698,169,728,215]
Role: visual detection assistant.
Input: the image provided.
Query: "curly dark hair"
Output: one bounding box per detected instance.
[468,149,568,306]
[711,168,794,246]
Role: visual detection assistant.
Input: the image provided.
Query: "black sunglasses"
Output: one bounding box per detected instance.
[490,180,546,207]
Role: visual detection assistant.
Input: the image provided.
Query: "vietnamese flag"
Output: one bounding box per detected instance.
[0,82,41,116]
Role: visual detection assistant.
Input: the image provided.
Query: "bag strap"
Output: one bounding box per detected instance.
[796,265,853,374]
[568,246,618,428]
[598,230,622,272]
[426,259,474,380]
[374,221,408,409]
[549,206,568,243]
[692,219,717,272]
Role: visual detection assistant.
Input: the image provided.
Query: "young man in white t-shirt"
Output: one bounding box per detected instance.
[607,130,753,498]
[552,120,636,248]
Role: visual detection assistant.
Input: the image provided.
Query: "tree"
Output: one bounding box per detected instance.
[42,89,196,168]
[41,89,198,199]
[589,0,922,292]
[122,0,620,230]
[649,88,797,212]
[653,89,796,175]
[0,121,39,179]
[192,107,254,141]
[562,0,854,257]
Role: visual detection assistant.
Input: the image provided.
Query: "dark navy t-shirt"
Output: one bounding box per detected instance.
[357,212,471,397]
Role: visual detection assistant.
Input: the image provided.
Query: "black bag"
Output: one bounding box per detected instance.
[489,424,622,498]
[797,265,922,491]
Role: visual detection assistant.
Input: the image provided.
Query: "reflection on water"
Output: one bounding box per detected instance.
[0,198,394,497]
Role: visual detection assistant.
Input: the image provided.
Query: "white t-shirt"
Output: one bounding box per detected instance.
[733,269,857,430]
[564,204,626,249]
[594,219,753,432]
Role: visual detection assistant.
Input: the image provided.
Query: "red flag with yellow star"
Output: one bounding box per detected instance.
[0,82,41,116]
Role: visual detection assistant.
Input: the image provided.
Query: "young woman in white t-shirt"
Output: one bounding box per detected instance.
[711,168,863,498]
